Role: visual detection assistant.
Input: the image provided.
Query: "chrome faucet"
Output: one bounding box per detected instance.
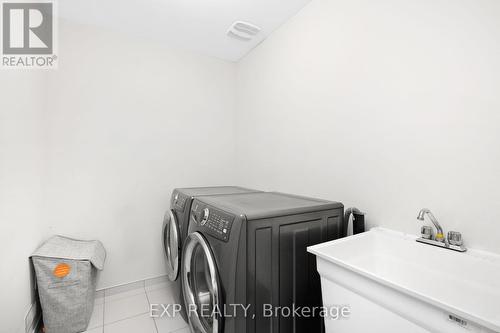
[417,208,445,242]
[416,208,466,252]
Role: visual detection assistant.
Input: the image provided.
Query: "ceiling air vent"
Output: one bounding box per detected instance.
[227,21,261,41]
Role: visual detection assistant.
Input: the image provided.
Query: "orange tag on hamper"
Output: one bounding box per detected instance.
[53,263,71,278]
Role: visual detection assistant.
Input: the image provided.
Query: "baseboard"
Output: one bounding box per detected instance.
[97,274,168,297]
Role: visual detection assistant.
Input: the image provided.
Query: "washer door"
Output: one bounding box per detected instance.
[163,209,180,281]
[182,232,222,333]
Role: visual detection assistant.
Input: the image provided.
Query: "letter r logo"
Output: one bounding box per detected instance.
[2,2,53,54]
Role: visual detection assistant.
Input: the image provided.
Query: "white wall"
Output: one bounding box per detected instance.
[43,20,238,289]
[236,0,500,253]
[2,19,238,332]
[0,71,48,333]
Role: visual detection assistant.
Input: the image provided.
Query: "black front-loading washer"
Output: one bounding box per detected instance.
[183,191,344,333]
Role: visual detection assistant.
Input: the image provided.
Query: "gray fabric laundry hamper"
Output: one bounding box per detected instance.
[31,236,106,333]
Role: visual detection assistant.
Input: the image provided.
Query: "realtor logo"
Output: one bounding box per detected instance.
[2,1,57,68]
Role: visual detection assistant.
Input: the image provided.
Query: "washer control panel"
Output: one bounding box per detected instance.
[191,204,234,242]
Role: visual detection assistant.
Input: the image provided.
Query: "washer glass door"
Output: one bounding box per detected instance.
[183,232,222,333]
[163,209,180,281]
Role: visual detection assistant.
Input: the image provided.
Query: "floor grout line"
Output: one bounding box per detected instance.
[144,284,159,333]
[170,326,189,333]
[103,311,151,327]
[102,289,106,333]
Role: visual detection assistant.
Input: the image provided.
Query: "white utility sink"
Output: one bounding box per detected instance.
[308,228,500,333]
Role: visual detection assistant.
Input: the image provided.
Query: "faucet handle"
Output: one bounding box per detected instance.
[448,231,463,246]
[421,226,433,239]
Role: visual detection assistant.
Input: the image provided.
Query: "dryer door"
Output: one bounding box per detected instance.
[182,232,222,333]
[163,209,181,281]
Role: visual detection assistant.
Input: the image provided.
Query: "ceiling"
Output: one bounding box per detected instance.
[57,0,311,62]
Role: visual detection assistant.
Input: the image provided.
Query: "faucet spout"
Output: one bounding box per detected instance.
[417,208,445,242]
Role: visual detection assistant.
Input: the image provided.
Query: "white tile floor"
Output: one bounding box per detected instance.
[82,281,189,333]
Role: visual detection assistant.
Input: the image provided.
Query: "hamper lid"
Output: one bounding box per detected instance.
[31,235,106,270]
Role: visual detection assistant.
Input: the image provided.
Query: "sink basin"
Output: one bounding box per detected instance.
[308,228,500,333]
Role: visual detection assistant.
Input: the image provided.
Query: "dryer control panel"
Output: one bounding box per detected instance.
[191,204,235,242]
[172,191,187,210]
